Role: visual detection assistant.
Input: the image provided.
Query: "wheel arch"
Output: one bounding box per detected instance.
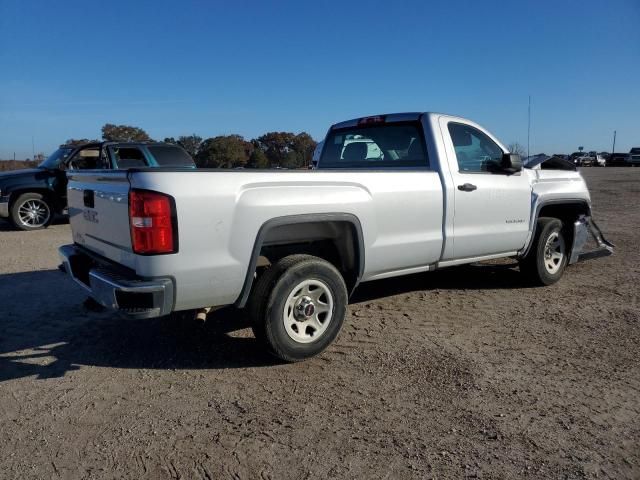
[520,199,591,258]
[235,213,365,308]
[8,188,61,212]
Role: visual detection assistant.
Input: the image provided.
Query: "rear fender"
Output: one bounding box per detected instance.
[234,213,365,308]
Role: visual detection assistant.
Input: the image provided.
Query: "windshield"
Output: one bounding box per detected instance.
[39,147,74,169]
[319,122,429,168]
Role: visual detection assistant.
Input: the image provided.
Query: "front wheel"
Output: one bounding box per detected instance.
[248,254,348,362]
[10,192,53,231]
[520,217,568,285]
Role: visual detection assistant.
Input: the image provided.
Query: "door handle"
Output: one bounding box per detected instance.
[83,189,95,208]
[457,183,477,192]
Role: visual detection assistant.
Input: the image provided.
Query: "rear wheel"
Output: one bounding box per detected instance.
[520,217,568,285]
[248,254,348,362]
[10,192,53,231]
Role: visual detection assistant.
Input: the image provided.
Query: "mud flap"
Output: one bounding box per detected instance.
[569,216,615,264]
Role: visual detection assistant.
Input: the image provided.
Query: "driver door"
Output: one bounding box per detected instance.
[56,146,104,208]
[440,118,531,259]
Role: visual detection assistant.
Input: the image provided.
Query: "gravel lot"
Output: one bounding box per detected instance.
[0,168,638,479]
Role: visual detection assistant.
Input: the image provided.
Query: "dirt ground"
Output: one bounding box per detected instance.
[0,168,638,479]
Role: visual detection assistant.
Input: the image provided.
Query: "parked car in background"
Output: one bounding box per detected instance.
[575,152,605,167]
[577,154,594,167]
[630,147,640,166]
[589,153,606,167]
[0,142,195,230]
[609,153,632,166]
[569,151,585,166]
[59,111,614,362]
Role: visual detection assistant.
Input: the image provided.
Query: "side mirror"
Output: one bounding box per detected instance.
[502,153,522,174]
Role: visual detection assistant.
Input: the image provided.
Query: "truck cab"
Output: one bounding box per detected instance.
[0,142,195,230]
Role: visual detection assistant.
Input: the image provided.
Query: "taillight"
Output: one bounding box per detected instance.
[129,189,177,254]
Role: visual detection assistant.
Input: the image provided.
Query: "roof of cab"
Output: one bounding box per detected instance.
[60,141,182,149]
[331,112,425,130]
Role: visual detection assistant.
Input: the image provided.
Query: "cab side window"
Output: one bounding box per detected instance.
[448,123,504,173]
[111,147,147,168]
[68,147,101,170]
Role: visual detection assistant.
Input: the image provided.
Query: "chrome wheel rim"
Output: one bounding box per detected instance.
[543,231,565,274]
[283,279,333,344]
[17,199,50,227]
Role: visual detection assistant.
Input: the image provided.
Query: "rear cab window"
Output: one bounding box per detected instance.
[146,145,195,167]
[319,121,429,168]
[110,147,148,168]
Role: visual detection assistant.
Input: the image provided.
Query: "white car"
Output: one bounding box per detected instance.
[60,112,614,361]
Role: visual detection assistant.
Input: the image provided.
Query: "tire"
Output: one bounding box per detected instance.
[520,217,568,286]
[10,192,53,231]
[248,254,348,362]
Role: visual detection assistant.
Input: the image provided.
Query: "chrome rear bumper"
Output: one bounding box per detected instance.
[59,244,174,319]
[569,216,614,264]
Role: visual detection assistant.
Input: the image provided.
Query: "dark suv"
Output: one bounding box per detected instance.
[0,142,195,230]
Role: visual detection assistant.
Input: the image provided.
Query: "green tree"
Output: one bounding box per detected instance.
[256,131,317,169]
[196,135,252,168]
[101,124,152,142]
[256,132,296,167]
[248,143,270,168]
[282,150,299,169]
[177,135,203,157]
[292,132,317,168]
[163,137,176,144]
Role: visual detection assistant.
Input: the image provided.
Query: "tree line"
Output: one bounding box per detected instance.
[66,124,318,169]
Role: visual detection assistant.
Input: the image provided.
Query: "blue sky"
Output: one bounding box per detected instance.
[1,0,638,159]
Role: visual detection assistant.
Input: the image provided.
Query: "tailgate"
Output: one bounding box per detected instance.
[67,170,136,269]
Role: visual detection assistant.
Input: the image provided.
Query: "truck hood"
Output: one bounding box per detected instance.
[0,168,45,180]
[524,155,576,171]
[523,155,551,168]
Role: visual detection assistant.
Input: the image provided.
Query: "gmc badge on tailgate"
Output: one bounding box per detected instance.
[83,209,99,223]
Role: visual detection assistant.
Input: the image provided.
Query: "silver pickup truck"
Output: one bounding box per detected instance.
[59,112,613,361]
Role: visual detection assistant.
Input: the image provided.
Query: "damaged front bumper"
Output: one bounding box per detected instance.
[569,216,615,264]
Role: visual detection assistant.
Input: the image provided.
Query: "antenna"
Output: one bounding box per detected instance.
[527,95,531,159]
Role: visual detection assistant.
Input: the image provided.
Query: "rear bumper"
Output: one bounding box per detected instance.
[569,216,614,264]
[0,197,9,218]
[59,244,174,319]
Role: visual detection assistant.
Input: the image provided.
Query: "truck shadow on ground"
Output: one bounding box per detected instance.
[351,261,532,304]
[0,216,68,232]
[0,262,531,382]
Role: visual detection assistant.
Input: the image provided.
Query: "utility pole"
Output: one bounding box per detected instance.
[32,136,35,159]
[527,95,531,160]
[611,130,617,154]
